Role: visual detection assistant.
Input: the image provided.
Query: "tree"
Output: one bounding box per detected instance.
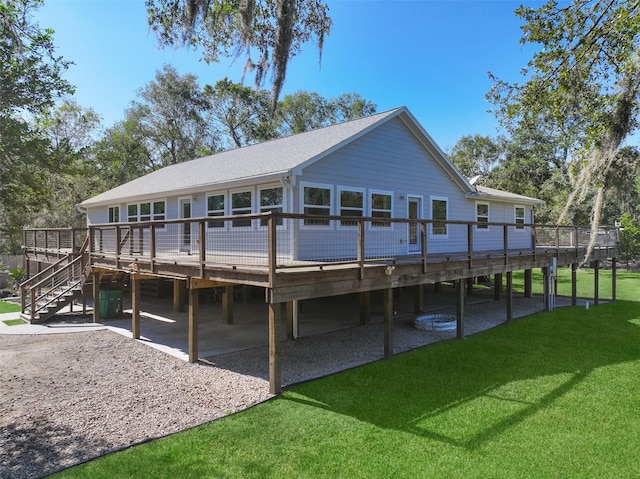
[146,0,331,108]
[277,90,377,135]
[204,78,276,148]
[94,118,152,190]
[450,135,505,179]
[619,212,640,268]
[487,0,640,257]
[132,65,217,168]
[0,0,74,253]
[32,101,103,228]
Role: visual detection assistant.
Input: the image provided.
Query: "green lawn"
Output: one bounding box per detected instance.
[52,285,640,478]
[0,301,21,314]
[512,266,640,302]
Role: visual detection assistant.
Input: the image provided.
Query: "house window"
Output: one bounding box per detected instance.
[476,202,489,230]
[108,206,120,223]
[259,186,283,226]
[431,197,448,236]
[232,191,252,227]
[371,191,392,227]
[127,201,166,222]
[303,185,331,226]
[127,204,138,222]
[207,194,225,228]
[339,188,364,227]
[152,201,165,221]
[515,205,525,230]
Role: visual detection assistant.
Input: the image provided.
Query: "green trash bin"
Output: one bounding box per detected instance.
[99,290,121,319]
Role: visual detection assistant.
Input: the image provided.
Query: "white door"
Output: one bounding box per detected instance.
[408,196,422,253]
[180,198,192,251]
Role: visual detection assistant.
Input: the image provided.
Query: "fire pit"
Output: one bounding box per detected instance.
[414,314,457,331]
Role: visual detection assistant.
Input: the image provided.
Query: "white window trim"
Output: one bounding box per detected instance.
[475,201,490,231]
[230,187,254,229]
[126,199,167,227]
[369,189,394,230]
[300,181,333,229]
[337,186,366,229]
[429,195,449,238]
[514,204,526,231]
[206,191,227,230]
[258,183,286,229]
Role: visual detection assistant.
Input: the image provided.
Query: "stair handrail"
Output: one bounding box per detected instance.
[21,236,90,318]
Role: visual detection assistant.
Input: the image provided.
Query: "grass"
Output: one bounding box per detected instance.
[0,301,21,314]
[512,266,640,302]
[2,318,25,326]
[51,283,640,478]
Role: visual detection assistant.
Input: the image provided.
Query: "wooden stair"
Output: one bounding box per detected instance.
[20,238,90,324]
[20,279,84,323]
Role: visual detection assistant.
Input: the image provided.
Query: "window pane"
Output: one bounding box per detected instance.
[208,194,224,211]
[232,191,251,208]
[340,191,363,208]
[477,204,488,216]
[260,187,283,206]
[128,205,137,217]
[140,203,151,216]
[304,187,330,206]
[432,199,447,235]
[372,193,391,210]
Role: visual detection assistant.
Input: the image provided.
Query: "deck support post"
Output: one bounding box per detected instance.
[173,279,186,312]
[456,279,465,339]
[286,300,298,340]
[414,284,424,314]
[359,291,371,325]
[571,263,578,306]
[543,267,550,312]
[269,300,282,394]
[506,271,513,322]
[593,260,600,306]
[434,282,442,293]
[524,269,533,298]
[188,285,199,363]
[494,273,502,301]
[92,271,100,323]
[383,288,393,359]
[466,277,474,296]
[222,286,234,324]
[132,276,141,339]
[612,257,617,301]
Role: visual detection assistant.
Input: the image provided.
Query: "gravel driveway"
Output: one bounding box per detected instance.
[0,294,568,479]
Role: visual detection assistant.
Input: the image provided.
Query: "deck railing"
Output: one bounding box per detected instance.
[23,215,619,275]
[23,228,87,253]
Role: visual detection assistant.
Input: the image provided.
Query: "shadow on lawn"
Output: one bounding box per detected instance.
[283,301,640,450]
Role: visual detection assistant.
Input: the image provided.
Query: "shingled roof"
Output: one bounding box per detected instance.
[82,107,432,207]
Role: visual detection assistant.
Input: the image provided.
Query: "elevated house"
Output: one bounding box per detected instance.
[22,107,619,394]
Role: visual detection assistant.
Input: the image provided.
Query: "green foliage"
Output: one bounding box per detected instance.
[0,0,75,252]
[487,0,640,231]
[132,64,217,168]
[52,299,640,478]
[450,134,505,179]
[8,267,27,290]
[620,213,640,262]
[146,0,332,107]
[277,90,377,135]
[204,77,276,148]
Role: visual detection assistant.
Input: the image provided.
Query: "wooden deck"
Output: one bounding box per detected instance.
[23,216,620,394]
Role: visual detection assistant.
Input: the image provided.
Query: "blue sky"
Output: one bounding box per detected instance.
[35,0,537,150]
